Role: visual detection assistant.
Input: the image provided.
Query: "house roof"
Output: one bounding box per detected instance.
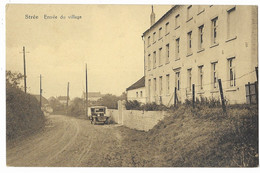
[126,76,145,91]
[82,92,102,98]
[57,96,69,101]
[33,95,49,105]
[142,5,179,37]
[88,92,102,97]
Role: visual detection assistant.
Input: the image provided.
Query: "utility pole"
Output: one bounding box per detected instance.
[67,82,70,115]
[40,74,42,108]
[85,64,88,118]
[20,46,29,93]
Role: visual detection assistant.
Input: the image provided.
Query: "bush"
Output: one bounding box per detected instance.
[125,100,142,110]
[68,97,85,117]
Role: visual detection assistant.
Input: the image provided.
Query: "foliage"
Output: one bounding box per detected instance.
[48,97,65,113]
[68,97,85,117]
[125,100,168,111]
[6,71,45,141]
[6,70,24,89]
[96,94,120,109]
[125,100,142,110]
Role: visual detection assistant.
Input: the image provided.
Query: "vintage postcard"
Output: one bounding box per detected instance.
[3,1,259,168]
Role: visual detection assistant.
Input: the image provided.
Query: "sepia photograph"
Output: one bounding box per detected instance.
[2,0,259,169]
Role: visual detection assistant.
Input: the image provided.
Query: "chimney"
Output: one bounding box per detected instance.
[150,5,155,26]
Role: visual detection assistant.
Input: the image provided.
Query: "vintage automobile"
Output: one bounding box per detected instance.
[90,106,109,125]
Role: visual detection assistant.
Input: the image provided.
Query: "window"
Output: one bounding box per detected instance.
[198,66,203,90]
[175,38,180,60]
[187,69,192,92]
[175,14,180,29]
[159,27,162,39]
[187,5,192,21]
[166,74,170,95]
[198,25,204,50]
[228,58,236,87]
[211,62,218,89]
[227,7,236,39]
[153,51,156,68]
[159,48,162,65]
[165,22,169,35]
[166,44,170,63]
[159,76,163,96]
[211,17,218,44]
[175,71,180,91]
[136,92,138,98]
[154,78,157,96]
[153,32,156,43]
[148,54,151,70]
[140,91,143,97]
[148,36,151,46]
[187,31,192,54]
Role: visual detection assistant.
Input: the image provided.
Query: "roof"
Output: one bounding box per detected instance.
[57,96,69,101]
[82,92,102,98]
[142,5,179,37]
[33,95,49,105]
[88,92,102,97]
[126,76,145,91]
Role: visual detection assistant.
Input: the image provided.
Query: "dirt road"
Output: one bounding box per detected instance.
[6,114,126,167]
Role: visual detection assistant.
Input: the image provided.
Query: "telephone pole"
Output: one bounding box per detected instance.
[85,64,88,118]
[67,82,70,115]
[40,74,42,108]
[20,46,29,93]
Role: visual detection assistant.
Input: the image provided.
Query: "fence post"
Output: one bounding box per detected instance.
[255,67,258,81]
[255,81,258,105]
[218,79,226,113]
[174,87,177,107]
[248,82,251,104]
[192,84,195,109]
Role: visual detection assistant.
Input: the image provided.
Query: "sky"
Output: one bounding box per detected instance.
[6,4,172,99]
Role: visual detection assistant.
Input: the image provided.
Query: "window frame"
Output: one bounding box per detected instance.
[211,17,218,45]
[211,62,218,89]
[187,68,192,92]
[175,71,180,91]
[175,37,180,60]
[153,51,156,69]
[159,76,163,96]
[148,54,151,70]
[198,66,204,91]
[198,24,204,50]
[227,6,236,40]
[228,57,236,87]
[166,74,170,95]
[187,31,192,55]
[165,43,170,63]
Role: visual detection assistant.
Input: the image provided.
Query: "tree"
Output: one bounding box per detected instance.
[68,97,85,117]
[97,94,120,109]
[48,97,64,112]
[6,70,24,89]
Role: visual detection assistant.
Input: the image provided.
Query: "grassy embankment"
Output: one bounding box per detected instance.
[104,104,258,167]
[6,85,46,142]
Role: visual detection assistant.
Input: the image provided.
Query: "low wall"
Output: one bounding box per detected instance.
[107,109,168,131]
[107,109,119,123]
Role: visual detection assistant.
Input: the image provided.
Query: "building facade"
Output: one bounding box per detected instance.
[126,76,146,103]
[142,5,258,105]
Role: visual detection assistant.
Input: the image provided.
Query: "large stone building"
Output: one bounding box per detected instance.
[142,5,258,105]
